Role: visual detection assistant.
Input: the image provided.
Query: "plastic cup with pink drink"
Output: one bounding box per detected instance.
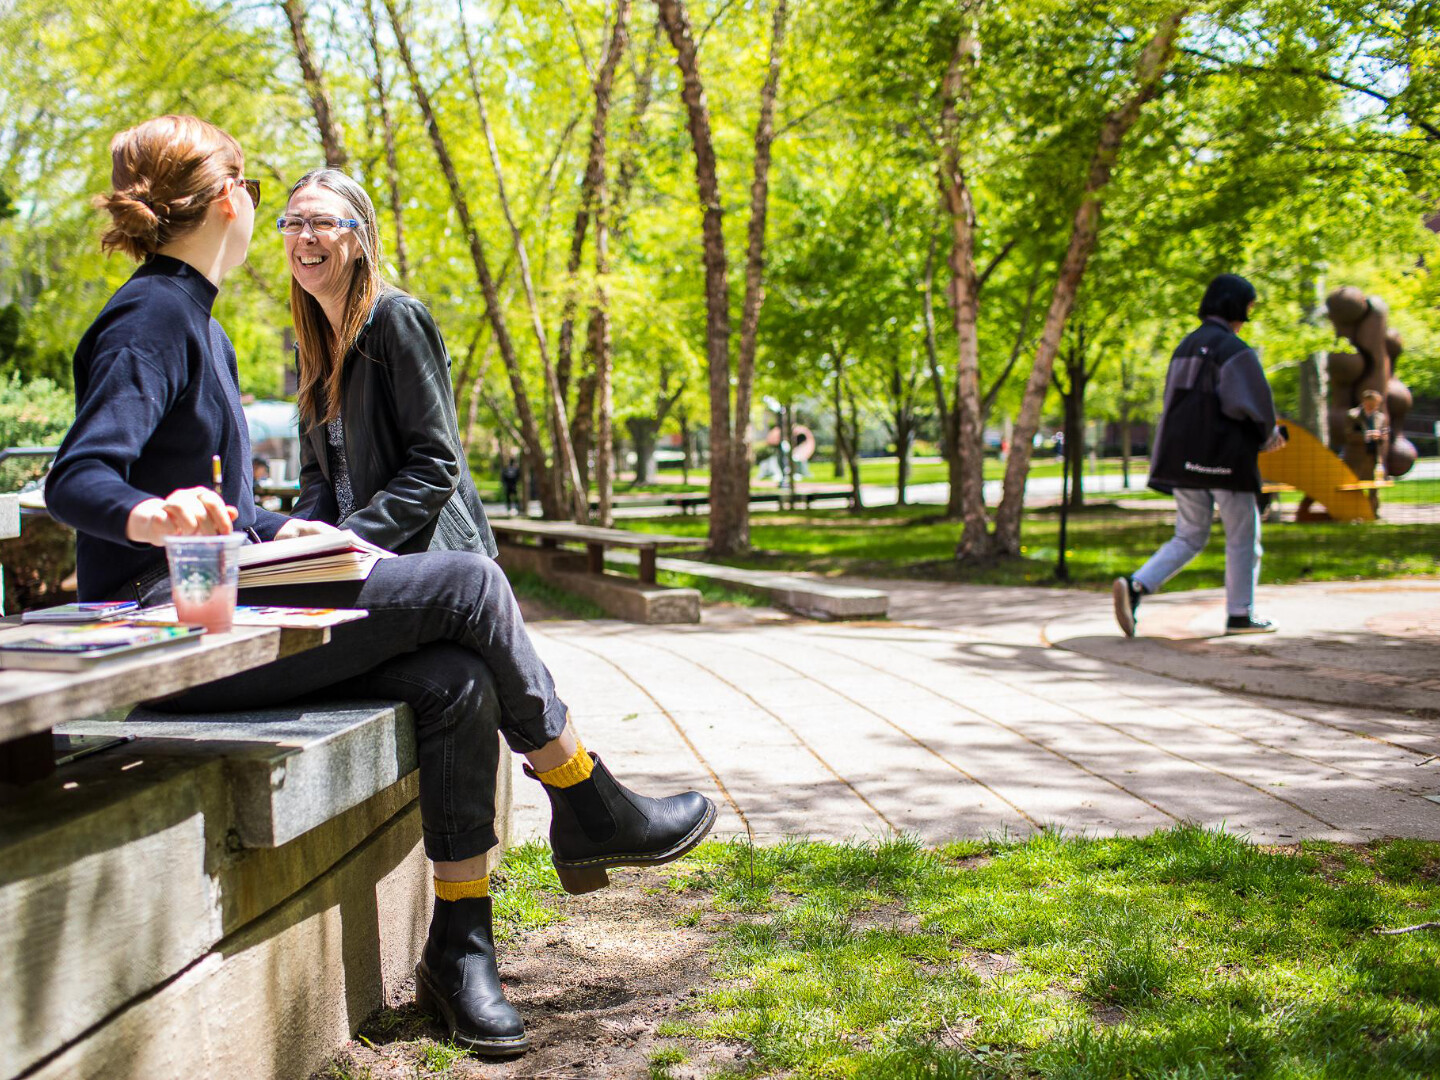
[163,533,244,633]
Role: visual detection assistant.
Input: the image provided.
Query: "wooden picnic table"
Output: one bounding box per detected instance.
[0,620,338,786]
[490,519,699,584]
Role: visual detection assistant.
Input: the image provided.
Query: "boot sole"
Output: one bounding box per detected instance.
[414,964,531,1057]
[1224,624,1277,635]
[553,797,719,895]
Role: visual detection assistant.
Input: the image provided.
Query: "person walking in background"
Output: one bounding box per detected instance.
[1113,274,1287,638]
[500,456,522,515]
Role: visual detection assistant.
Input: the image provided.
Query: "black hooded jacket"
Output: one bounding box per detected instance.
[291,292,498,557]
[1147,317,1279,494]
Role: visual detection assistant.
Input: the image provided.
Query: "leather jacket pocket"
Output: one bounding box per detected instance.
[433,496,481,552]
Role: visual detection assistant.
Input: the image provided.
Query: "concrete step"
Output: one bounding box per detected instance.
[606,550,888,620]
[2,700,487,1078]
[59,701,419,848]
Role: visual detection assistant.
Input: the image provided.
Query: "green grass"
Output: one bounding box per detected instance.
[609,503,1440,588]
[489,841,569,942]
[1383,477,1440,504]
[637,828,1440,1079]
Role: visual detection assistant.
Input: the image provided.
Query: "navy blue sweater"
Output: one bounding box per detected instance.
[46,256,288,600]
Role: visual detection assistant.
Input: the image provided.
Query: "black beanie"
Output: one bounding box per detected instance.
[1198,273,1257,323]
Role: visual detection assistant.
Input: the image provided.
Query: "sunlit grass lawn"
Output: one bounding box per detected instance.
[494,828,1440,1079]
[612,502,1440,588]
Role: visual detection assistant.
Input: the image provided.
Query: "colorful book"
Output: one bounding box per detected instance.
[131,604,369,630]
[0,622,206,672]
[22,601,140,624]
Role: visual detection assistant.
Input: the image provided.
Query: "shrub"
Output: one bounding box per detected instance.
[0,372,72,492]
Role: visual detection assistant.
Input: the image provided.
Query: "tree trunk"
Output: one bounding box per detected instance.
[896,416,913,506]
[570,367,599,492]
[679,409,692,485]
[590,1,631,528]
[280,0,349,169]
[557,0,634,409]
[382,0,553,514]
[921,229,960,518]
[361,0,408,288]
[731,0,790,542]
[991,10,1185,554]
[657,0,737,552]
[456,3,588,522]
[627,417,660,483]
[937,6,988,556]
[1053,326,1091,510]
[1119,352,1132,489]
[845,374,864,509]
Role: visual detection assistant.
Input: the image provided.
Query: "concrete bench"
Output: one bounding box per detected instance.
[606,550,888,620]
[1,700,510,1080]
[492,519,703,623]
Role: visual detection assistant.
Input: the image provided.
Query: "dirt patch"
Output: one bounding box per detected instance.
[852,901,922,935]
[961,949,1019,981]
[314,869,737,1079]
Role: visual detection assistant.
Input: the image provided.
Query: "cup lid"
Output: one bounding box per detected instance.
[162,532,246,549]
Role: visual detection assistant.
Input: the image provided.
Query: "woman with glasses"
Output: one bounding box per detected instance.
[45,116,715,1059]
[277,169,497,557]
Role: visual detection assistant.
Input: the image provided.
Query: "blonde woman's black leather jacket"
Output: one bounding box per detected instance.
[292,291,498,557]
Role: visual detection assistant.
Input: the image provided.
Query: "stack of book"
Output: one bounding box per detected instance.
[0,622,207,671]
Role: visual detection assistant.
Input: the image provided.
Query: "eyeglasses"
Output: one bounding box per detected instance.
[217,177,260,208]
[276,215,361,236]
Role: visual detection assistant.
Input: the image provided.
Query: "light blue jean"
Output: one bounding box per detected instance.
[1133,488,1261,616]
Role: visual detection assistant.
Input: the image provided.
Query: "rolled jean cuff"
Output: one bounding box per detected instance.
[500,695,571,754]
[423,820,500,863]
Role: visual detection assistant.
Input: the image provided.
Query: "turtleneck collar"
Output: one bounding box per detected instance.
[136,253,220,314]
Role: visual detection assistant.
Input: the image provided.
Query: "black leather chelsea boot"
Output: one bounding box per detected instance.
[526,752,717,894]
[414,895,529,1056]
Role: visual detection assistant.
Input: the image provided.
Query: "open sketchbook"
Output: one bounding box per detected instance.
[238,530,395,588]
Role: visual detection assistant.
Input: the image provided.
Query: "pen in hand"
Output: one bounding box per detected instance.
[211,454,245,537]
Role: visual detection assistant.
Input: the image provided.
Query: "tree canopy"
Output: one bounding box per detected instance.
[0,0,1436,552]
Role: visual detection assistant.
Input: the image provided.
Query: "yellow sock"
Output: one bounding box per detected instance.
[434,874,489,901]
[535,739,594,788]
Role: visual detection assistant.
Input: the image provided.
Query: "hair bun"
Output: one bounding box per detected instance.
[108,191,162,237]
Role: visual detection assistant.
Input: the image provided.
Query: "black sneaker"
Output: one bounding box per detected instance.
[1225,615,1276,635]
[1112,576,1142,638]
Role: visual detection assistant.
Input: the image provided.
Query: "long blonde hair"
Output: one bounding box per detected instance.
[287,168,395,426]
[95,115,244,262]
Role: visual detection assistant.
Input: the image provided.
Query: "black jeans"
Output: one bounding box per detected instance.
[155,552,570,862]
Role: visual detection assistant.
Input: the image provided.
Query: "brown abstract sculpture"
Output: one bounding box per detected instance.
[1324,287,1417,480]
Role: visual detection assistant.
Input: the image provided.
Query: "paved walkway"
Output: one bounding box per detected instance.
[509,578,1440,847]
